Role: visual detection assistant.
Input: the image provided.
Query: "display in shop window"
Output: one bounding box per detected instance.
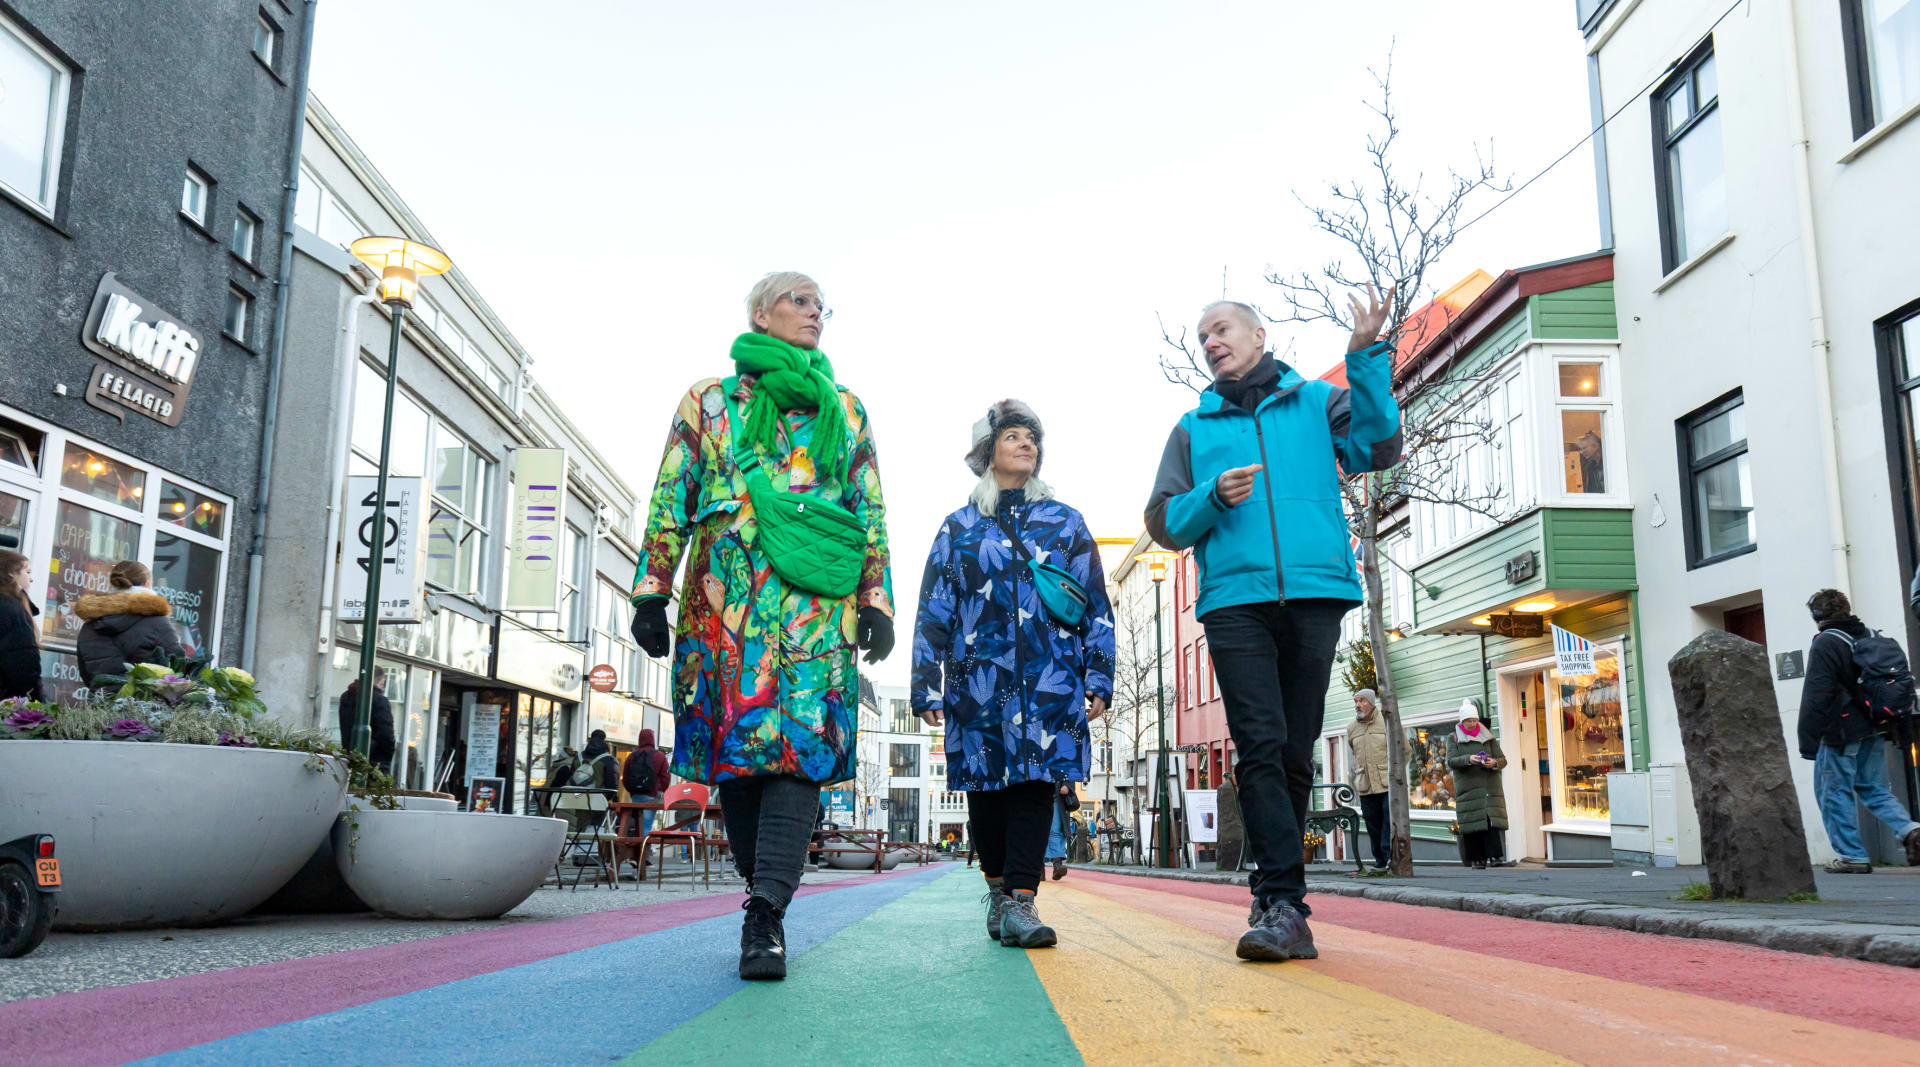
[153,533,218,658]
[42,500,137,645]
[1551,646,1625,821]
[1405,724,1456,811]
[59,446,145,511]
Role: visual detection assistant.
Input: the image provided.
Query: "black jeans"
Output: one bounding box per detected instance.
[1461,828,1501,865]
[717,775,818,911]
[1358,790,1389,868]
[967,780,1056,894]
[1202,598,1351,915]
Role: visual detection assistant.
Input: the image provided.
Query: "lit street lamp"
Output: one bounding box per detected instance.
[345,236,451,763]
[1136,549,1182,869]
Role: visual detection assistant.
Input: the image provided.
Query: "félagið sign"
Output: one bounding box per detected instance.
[79,273,202,427]
[505,448,567,611]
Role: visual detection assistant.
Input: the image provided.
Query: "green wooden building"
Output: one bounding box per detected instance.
[1319,251,1643,865]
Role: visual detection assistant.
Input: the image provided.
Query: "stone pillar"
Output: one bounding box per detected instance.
[1668,630,1816,900]
[1215,779,1245,871]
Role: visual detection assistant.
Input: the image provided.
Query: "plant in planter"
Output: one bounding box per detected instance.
[0,667,394,930]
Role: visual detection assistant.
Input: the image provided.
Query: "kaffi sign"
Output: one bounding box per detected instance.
[340,475,426,623]
[79,274,202,427]
[505,448,567,611]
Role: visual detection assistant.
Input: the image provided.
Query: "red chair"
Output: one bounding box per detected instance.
[640,782,713,891]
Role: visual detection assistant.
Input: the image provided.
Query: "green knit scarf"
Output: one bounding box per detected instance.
[730,332,848,485]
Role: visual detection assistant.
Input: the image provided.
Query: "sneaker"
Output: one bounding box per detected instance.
[738,896,787,980]
[1823,857,1872,874]
[982,882,1008,941]
[999,889,1057,948]
[1236,900,1318,961]
[1051,859,1068,881]
[1904,827,1920,867]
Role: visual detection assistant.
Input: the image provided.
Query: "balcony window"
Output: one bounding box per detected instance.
[1653,44,1727,273]
[1679,391,1755,567]
[0,12,71,215]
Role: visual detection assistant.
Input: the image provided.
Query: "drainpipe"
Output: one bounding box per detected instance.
[308,279,381,722]
[1781,0,1852,595]
[240,0,320,674]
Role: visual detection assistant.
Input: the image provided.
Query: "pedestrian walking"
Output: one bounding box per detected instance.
[1797,588,1920,872]
[1144,286,1399,962]
[337,670,396,774]
[1446,700,1508,868]
[0,549,47,703]
[74,560,183,684]
[631,271,894,981]
[1346,688,1391,872]
[1047,783,1076,880]
[912,399,1116,950]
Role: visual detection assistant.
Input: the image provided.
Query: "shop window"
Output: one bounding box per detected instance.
[0,492,27,552]
[1653,42,1727,273]
[1404,721,1456,812]
[43,500,138,646]
[231,206,259,263]
[0,12,72,215]
[159,480,225,539]
[60,445,146,510]
[1842,0,1920,138]
[182,167,212,226]
[153,532,220,658]
[1,417,43,471]
[1679,391,1755,566]
[1549,645,1627,822]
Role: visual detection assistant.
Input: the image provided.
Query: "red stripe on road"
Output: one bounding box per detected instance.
[1071,870,1920,1042]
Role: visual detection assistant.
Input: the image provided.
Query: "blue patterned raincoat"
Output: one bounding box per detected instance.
[911,490,1116,791]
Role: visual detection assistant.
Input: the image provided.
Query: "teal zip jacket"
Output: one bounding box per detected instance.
[1144,340,1401,618]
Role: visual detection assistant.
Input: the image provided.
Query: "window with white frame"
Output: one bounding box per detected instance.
[223,287,251,343]
[0,12,72,215]
[292,166,366,250]
[1388,530,1414,631]
[1412,366,1524,557]
[0,409,233,686]
[231,205,259,263]
[1553,359,1614,496]
[253,10,279,68]
[182,167,212,225]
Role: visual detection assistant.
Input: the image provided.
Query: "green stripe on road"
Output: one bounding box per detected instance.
[627,867,1082,1066]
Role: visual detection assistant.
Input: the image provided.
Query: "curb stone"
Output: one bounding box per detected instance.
[1301,877,1917,967]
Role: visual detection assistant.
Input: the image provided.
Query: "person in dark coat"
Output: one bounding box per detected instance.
[74,561,183,684]
[1445,700,1508,869]
[338,672,396,772]
[1797,588,1920,872]
[0,549,47,702]
[622,728,672,830]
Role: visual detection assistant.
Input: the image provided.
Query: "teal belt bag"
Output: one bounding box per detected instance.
[997,515,1090,629]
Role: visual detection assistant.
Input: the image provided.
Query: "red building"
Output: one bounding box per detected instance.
[1172,547,1229,791]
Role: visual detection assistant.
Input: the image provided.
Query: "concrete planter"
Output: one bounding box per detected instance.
[0,741,348,930]
[334,809,566,920]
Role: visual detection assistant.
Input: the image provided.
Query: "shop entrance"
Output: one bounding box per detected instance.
[1497,668,1554,861]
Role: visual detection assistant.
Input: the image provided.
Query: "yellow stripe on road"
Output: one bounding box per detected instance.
[1026,884,1572,1066]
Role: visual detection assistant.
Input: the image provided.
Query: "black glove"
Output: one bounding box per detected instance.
[630,598,670,657]
[857,606,894,664]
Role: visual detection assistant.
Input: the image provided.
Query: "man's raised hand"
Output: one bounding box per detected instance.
[1216,464,1264,507]
[1346,282,1396,353]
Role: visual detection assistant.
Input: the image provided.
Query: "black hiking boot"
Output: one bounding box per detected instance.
[738,895,787,980]
[998,889,1057,948]
[1236,899,1317,961]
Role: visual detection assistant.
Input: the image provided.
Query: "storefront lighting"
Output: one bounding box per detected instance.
[1471,615,1492,626]
[172,502,187,514]
[349,236,451,309]
[1581,380,1594,391]
[1514,600,1557,613]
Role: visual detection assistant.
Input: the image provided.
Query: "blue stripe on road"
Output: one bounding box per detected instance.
[136,863,950,1066]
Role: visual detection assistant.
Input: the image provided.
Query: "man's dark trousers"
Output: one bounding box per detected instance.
[1358,790,1389,867]
[1202,598,1351,916]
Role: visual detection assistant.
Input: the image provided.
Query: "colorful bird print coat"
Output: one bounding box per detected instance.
[911,491,1115,791]
[635,375,892,786]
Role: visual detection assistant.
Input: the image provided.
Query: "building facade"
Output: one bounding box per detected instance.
[1103,531,1175,829]
[248,97,672,811]
[1,1,313,692]
[1580,0,1920,863]
[854,682,939,842]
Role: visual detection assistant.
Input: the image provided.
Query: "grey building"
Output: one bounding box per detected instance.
[251,97,673,811]
[0,1,314,689]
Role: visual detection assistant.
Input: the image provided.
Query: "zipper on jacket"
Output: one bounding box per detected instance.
[1009,501,1026,779]
[1251,415,1287,604]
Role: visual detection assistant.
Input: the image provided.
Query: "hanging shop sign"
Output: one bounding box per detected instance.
[1553,623,1597,676]
[78,273,202,427]
[588,664,618,692]
[1504,550,1538,585]
[1490,612,1545,638]
[505,448,567,611]
[495,614,586,702]
[339,475,426,623]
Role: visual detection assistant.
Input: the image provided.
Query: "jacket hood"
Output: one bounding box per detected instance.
[637,728,657,749]
[76,592,172,622]
[1818,615,1869,637]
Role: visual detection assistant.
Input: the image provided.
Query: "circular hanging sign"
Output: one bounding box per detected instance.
[588,664,618,693]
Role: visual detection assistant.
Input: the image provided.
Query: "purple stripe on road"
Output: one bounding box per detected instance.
[0,865,930,1067]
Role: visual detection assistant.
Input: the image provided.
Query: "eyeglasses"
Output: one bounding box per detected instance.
[786,291,833,321]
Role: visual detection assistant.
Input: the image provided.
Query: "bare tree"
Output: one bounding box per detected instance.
[1101,600,1167,833]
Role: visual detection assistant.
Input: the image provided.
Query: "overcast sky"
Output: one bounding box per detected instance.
[310,0,1600,686]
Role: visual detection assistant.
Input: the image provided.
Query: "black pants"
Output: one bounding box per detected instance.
[967,780,1056,895]
[1461,828,1502,865]
[1202,598,1351,915]
[717,775,818,911]
[1359,790,1389,868]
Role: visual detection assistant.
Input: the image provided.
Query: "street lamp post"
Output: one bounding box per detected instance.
[345,237,451,763]
[1136,549,1182,869]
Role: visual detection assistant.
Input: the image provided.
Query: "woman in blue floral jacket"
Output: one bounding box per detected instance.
[912,400,1115,949]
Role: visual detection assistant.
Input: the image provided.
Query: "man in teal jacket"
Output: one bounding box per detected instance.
[1144,285,1400,963]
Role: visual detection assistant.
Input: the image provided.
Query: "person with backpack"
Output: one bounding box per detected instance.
[619,728,673,874]
[1796,588,1920,872]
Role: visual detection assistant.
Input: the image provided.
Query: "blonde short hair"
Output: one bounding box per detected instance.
[746,272,824,333]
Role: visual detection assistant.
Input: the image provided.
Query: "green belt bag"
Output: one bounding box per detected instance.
[723,378,865,599]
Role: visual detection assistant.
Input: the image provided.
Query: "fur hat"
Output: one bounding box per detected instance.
[965,399,1044,476]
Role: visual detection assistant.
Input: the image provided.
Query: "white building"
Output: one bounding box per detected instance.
[1099,531,1174,828]
[1581,0,1920,863]
[854,681,943,843]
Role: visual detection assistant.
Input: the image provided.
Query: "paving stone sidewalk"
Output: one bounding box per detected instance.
[1068,861,1920,967]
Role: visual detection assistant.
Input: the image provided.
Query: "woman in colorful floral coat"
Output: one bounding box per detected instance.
[912,400,1115,949]
[631,271,894,981]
